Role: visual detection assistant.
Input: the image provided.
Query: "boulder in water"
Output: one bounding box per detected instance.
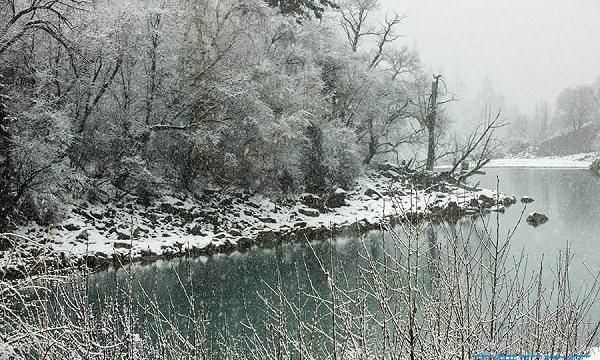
[590,159,600,175]
[526,212,548,227]
[520,196,535,204]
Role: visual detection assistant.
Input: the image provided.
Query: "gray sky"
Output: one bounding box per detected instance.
[381,0,600,112]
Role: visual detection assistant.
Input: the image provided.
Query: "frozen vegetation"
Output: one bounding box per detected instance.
[0,0,599,357]
[2,164,518,278]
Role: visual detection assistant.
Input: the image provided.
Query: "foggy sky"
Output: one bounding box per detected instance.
[381,0,600,113]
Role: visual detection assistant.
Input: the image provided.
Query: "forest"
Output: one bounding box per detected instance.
[2,1,600,358]
[1,0,598,230]
[0,0,455,231]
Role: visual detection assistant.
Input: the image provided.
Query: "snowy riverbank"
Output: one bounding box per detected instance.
[1,166,517,279]
[487,152,598,169]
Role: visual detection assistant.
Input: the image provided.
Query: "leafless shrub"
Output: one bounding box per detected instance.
[1,202,598,359]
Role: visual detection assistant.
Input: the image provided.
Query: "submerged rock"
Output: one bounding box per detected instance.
[526,212,548,227]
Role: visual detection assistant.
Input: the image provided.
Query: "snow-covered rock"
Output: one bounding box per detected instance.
[3,169,518,279]
[520,196,535,204]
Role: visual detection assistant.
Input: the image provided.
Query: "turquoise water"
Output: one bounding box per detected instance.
[84,168,600,351]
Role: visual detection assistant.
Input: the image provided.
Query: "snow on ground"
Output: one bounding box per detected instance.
[2,168,515,277]
[487,152,598,169]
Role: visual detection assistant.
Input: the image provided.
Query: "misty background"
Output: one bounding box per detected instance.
[382,0,600,134]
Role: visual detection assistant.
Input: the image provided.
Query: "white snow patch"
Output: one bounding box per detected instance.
[590,347,600,360]
[487,153,598,169]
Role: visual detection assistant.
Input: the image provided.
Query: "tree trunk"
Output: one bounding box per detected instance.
[425,123,435,171]
[0,79,13,231]
[425,75,441,171]
[304,123,327,193]
[363,118,376,165]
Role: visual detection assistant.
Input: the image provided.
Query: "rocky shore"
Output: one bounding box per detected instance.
[1,165,517,279]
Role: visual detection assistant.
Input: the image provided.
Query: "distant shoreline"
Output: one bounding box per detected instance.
[486,153,597,169]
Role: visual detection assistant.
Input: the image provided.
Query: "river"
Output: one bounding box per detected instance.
[85,167,600,352]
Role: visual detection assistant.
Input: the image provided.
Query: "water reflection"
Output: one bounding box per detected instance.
[83,168,600,351]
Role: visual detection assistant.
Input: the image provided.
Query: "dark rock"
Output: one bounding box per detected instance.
[72,208,95,221]
[590,158,600,175]
[478,194,495,207]
[294,221,307,228]
[247,202,260,209]
[220,198,233,207]
[298,207,320,217]
[76,230,89,241]
[220,240,238,253]
[364,186,382,199]
[390,188,407,197]
[0,236,13,251]
[188,224,207,236]
[64,223,81,231]
[116,230,131,240]
[378,161,401,172]
[443,201,461,218]
[237,237,254,248]
[257,229,281,245]
[301,193,322,209]
[132,226,147,238]
[526,212,549,227]
[501,196,517,206]
[520,196,534,204]
[87,188,110,204]
[113,241,132,249]
[204,188,218,196]
[383,169,401,180]
[259,217,277,224]
[491,205,505,213]
[229,229,243,237]
[325,188,347,208]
